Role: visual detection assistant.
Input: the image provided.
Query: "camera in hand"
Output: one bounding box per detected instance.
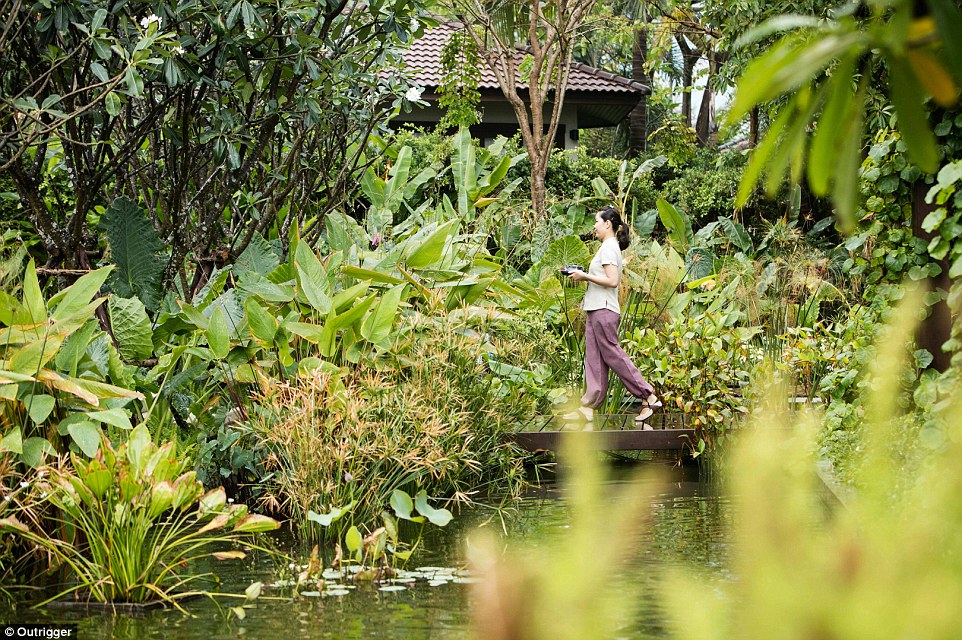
[560,265,584,276]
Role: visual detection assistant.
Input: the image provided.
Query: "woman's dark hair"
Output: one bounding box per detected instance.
[599,205,629,250]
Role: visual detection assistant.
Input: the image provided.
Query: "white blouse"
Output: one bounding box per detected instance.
[582,237,622,314]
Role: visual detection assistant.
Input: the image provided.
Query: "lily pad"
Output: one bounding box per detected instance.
[378,585,407,592]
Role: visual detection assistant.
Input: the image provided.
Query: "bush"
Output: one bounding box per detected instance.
[623,313,754,447]
[659,151,745,227]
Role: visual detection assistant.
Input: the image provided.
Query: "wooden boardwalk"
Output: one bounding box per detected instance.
[511,413,695,452]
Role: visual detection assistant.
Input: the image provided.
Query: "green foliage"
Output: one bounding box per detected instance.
[438,29,482,130]
[647,110,700,167]
[589,155,668,222]
[666,293,962,640]
[243,322,531,538]
[659,152,749,228]
[538,235,591,282]
[360,146,437,236]
[656,199,693,252]
[727,0,962,228]
[0,264,143,466]
[302,488,453,582]
[841,129,931,287]
[2,0,430,278]
[507,144,662,214]
[100,198,166,312]
[809,290,945,485]
[625,313,753,447]
[1,426,278,606]
[107,296,154,362]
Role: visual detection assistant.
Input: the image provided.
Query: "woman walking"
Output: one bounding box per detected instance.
[567,206,660,426]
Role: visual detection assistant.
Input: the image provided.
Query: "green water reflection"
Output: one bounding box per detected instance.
[0,456,730,639]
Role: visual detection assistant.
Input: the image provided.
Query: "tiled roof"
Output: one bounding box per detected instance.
[403,21,650,95]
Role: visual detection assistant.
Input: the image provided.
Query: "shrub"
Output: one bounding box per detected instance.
[659,152,745,227]
[624,313,754,448]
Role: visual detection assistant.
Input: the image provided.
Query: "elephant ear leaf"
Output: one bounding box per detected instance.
[234,233,279,278]
[108,296,154,361]
[539,235,591,283]
[101,197,166,312]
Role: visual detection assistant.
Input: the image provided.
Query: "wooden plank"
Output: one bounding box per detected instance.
[511,429,695,452]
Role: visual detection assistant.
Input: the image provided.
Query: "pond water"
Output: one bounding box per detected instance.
[1,454,731,639]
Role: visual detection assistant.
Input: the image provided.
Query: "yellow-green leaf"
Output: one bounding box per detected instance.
[0,427,23,454]
[245,298,277,344]
[406,220,458,269]
[361,284,406,343]
[16,260,46,325]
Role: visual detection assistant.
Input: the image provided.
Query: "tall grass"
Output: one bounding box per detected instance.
[248,328,533,536]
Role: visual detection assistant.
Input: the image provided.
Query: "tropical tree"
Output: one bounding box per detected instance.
[0,0,427,289]
[445,0,599,219]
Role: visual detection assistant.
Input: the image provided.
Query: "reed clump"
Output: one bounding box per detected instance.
[250,331,533,535]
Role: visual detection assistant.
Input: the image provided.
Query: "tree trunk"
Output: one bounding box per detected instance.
[694,51,715,146]
[676,36,695,128]
[911,180,952,372]
[628,25,649,155]
[531,166,547,221]
[749,107,759,147]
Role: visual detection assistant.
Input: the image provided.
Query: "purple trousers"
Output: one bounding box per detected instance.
[581,308,654,408]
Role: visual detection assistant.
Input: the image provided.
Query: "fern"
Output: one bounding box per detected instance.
[101,197,166,312]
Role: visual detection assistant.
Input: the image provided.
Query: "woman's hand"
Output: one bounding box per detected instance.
[569,265,619,287]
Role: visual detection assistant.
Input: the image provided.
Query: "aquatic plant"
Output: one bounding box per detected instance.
[0,453,59,595]
[0,425,279,608]
[302,488,453,585]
